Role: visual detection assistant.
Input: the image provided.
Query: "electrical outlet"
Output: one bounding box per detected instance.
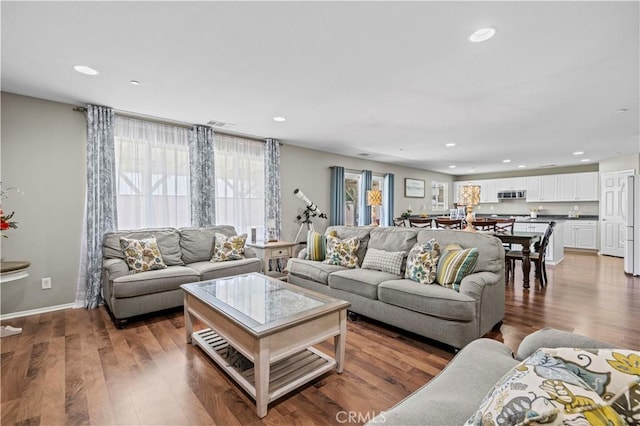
[42,277,52,289]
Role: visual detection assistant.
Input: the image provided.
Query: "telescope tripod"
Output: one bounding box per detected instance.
[295,221,315,244]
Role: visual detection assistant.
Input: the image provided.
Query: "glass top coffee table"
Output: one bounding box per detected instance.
[181,273,350,418]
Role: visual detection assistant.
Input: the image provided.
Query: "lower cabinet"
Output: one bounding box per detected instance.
[513,221,564,265]
[563,220,598,250]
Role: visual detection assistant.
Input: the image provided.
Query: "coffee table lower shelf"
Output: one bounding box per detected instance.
[192,328,336,404]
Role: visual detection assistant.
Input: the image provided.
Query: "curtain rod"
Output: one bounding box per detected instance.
[72,106,274,144]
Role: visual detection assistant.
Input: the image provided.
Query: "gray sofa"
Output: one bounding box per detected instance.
[102,225,263,327]
[368,328,617,425]
[286,226,505,348]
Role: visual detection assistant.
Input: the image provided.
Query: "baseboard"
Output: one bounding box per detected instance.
[0,302,82,320]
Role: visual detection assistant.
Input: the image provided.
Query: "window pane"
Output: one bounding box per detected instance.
[345,173,360,226]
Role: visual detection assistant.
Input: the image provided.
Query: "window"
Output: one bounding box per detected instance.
[344,172,361,226]
[214,133,265,236]
[114,117,191,229]
[431,181,447,212]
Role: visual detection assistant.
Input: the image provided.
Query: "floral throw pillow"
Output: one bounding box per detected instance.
[465,348,636,426]
[405,239,440,284]
[211,233,247,262]
[120,236,167,273]
[323,235,360,268]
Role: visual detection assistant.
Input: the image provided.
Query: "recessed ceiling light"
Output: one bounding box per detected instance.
[518,165,527,168]
[445,143,456,147]
[573,151,584,156]
[449,165,457,169]
[616,108,628,113]
[130,80,140,86]
[273,116,286,122]
[468,169,475,173]
[580,158,591,162]
[469,28,496,43]
[73,65,99,76]
[503,159,511,163]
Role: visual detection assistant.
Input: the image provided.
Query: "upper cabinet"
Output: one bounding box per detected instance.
[460,172,600,204]
[556,172,598,202]
[526,175,557,202]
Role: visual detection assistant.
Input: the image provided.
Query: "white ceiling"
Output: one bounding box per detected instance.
[2,1,638,175]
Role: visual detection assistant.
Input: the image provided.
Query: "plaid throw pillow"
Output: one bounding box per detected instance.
[362,248,405,276]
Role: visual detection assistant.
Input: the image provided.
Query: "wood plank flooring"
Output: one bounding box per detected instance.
[2,252,639,425]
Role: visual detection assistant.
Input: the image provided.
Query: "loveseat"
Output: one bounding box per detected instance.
[286,226,505,349]
[102,226,263,327]
[368,328,636,425]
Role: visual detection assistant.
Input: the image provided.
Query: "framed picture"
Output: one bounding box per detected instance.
[405,178,425,198]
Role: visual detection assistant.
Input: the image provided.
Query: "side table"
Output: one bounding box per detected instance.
[1,260,31,338]
[246,241,297,280]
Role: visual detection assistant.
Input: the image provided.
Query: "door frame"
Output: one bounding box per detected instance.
[600,170,634,257]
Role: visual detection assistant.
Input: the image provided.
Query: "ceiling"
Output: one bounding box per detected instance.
[2,1,638,175]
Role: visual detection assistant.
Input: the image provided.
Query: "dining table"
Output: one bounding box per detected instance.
[494,232,543,289]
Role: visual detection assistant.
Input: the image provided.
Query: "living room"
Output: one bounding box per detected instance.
[2,2,639,425]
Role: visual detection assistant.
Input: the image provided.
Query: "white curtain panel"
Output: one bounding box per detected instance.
[214,134,265,237]
[114,117,191,229]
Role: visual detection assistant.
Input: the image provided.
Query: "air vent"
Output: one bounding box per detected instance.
[539,164,557,168]
[206,120,236,128]
[358,153,371,157]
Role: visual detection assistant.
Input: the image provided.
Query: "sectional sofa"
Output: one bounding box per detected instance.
[101,225,263,327]
[286,226,506,349]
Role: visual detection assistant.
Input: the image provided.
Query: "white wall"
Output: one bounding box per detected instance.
[1,92,86,315]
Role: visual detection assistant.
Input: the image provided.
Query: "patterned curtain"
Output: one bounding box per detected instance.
[329,166,345,226]
[264,139,282,241]
[83,105,118,309]
[189,125,216,227]
[383,173,395,226]
[359,170,372,226]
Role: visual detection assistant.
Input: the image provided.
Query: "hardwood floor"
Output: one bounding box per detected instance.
[2,252,638,425]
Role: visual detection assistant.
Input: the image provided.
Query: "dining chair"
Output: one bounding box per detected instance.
[473,218,497,232]
[494,218,516,235]
[434,218,463,229]
[506,221,556,287]
[393,217,406,227]
[409,218,433,228]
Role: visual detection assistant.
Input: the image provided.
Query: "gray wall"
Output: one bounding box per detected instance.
[279,144,453,242]
[1,92,86,315]
[599,153,639,174]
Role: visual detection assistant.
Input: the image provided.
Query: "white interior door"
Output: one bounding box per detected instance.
[600,170,633,257]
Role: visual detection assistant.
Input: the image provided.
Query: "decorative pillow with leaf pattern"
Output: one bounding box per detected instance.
[405,239,440,284]
[465,348,639,426]
[211,233,247,262]
[323,235,360,268]
[120,236,167,273]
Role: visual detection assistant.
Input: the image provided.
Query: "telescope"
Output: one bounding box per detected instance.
[294,188,325,217]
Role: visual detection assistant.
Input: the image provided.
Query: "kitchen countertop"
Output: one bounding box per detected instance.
[477,214,599,223]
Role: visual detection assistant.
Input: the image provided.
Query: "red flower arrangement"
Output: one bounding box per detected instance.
[0,182,21,238]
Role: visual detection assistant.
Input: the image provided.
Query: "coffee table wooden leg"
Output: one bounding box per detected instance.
[184,295,193,344]
[255,339,270,418]
[335,309,347,373]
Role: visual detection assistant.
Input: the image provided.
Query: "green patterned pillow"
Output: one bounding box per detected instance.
[465,348,636,426]
[323,235,360,268]
[404,239,440,284]
[211,233,247,262]
[436,246,478,291]
[306,230,327,261]
[120,236,167,273]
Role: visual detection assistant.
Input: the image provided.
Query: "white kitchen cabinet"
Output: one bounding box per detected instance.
[479,179,498,203]
[563,220,598,250]
[556,172,599,201]
[526,175,557,202]
[497,177,526,191]
[513,221,564,265]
